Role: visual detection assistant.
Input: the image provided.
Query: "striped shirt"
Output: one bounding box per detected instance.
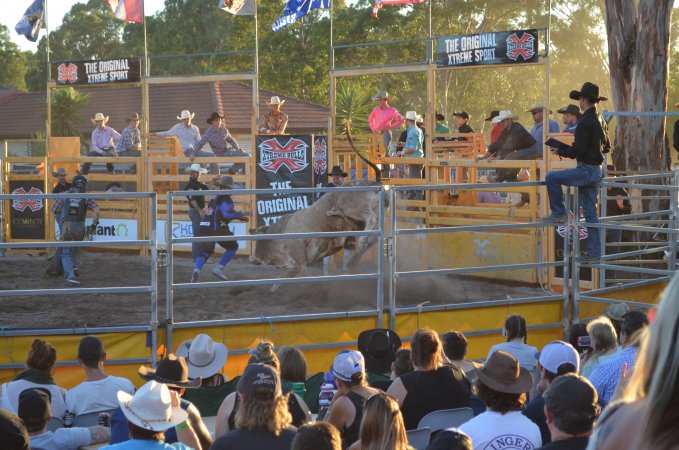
[116,125,141,152]
[192,125,241,157]
[588,346,638,404]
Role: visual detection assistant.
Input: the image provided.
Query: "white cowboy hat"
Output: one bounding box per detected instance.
[492,110,518,124]
[177,110,195,120]
[405,111,419,121]
[184,163,208,174]
[175,334,228,379]
[90,113,109,124]
[267,96,285,106]
[117,381,188,432]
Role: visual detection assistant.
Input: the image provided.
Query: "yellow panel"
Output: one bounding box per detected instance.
[578,280,667,319]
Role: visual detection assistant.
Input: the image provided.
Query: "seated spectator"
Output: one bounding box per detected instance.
[586,273,679,450]
[487,314,539,370]
[0,339,67,419]
[323,350,380,449]
[603,302,630,342]
[426,429,472,450]
[19,388,109,450]
[358,328,402,377]
[391,348,414,380]
[82,112,119,175]
[115,112,142,156]
[588,310,648,404]
[387,328,471,430]
[0,407,30,450]
[556,104,582,134]
[175,333,228,387]
[211,364,297,450]
[537,374,600,450]
[103,380,200,449]
[459,351,541,449]
[567,322,590,357]
[190,112,249,174]
[278,345,308,385]
[66,335,135,415]
[292,422,342,450]
[523,341,580,445]
[580,317,619,378]
[442,330,476,380]
[348,393,410,450]
[109,354,212,450]
[215,341,311,437]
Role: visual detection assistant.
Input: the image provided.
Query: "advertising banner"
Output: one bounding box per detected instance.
[313,135,328,192]
[255,135,314,227]
[157,220,247,249]
[52,58,141,86]
[554,208,592,282]
[9,180,46,240]
[436,29,539,69]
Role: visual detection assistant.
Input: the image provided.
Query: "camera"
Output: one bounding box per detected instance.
[577,335,592,348]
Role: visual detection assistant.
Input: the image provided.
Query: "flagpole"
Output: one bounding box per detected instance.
[142,0,149,77]
[45,0,51,139]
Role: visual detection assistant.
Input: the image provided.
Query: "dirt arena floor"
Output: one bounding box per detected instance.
[0,250,549,329]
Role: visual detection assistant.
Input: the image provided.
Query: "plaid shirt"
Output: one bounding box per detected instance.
[52,189,99,218]
[588,346,638,404]
[258,111,289,134]
[191,125,240,157]
[116,125,141,152]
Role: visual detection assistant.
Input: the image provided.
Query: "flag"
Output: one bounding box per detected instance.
[15,0,45,42]
[272,0,329,32]
[105,0,144,23]
[219,0,256,16]
[372,0,425,18]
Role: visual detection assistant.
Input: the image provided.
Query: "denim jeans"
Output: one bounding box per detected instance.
[381,131,393,177]
[82,150,115,174]
[185,149,220,174]
[60,221,85,279]
[546,162,604,257]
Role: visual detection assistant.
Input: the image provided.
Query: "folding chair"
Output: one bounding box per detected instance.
[417,407,474,432]
[73,409,116,427]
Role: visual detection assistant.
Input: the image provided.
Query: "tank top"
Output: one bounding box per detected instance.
[228,392,306,430]
[340,391,365,450]
[399,366,471,430]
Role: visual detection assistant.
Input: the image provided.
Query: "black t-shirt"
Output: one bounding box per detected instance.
[184,178,209,209]
[399,366,472,430]
[536,436,590,450]
[53,182,72,193]
[523,397,550,444]
[210,426,297,450]
[606,186,631,216]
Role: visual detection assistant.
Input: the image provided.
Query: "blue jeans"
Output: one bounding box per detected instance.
[381,131,393,177]
[546,162,604,257]
[60,221,85,279]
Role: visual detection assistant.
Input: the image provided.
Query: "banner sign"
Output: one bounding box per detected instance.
[553,208,592,282]
[84,218,138,241]
[255,135,314,227]
[9,180,46,240]
[436,29,538,69]
[157,219,247,249]
[52,58,141,85]
[313,136,328,192]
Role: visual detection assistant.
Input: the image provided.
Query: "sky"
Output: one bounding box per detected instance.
[3,0,166,52]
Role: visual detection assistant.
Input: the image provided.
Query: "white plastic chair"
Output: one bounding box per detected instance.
[46,417,64,431]
[417,407,474,432]
[73,409,116,427]
[406,427,431,450]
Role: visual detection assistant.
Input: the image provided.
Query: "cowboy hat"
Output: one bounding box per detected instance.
[435,112,446,121]
[569,82,608,102]
[357,329,402,375]
[184,163,208,174]
[405,111,419,121]
[90,113,109,124]
[473,350,533,394]
[207,112,225,124]
[175,334,228,380]
[129,112,140,121]
[527,104,553,114]
[557,104,582,118]
[491,110,518,124]
[328,165,348,177]
[177,110,195,120]
[372,90,391,101]
[212,175,235,188]
[53,167,68,177]
[117,381,188,432]
[138,354,201,388]
[266,96,285,106]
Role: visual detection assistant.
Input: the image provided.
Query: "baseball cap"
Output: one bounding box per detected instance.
[543,373,599,418]
[537,341,580,374]
[332,350,365,382]
[238,364,281,398]
[453,111,469,119]
[17,388,51,429]
[604,302,630,322]
[0,409,30,450]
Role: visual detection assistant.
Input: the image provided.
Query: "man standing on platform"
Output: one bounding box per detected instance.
[258,96,289,135]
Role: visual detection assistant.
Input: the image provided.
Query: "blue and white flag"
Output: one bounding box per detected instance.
[272,0,329,32]
[15,0,45,42]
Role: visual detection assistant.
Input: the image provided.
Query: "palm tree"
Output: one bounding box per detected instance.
[335,83,373,134]
[50,87,90,137]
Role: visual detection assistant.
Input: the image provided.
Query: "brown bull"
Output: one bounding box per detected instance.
[249,181,382,284]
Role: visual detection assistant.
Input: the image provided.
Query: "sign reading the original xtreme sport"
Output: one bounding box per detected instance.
[52,58,142,85]
[435,30,539,69]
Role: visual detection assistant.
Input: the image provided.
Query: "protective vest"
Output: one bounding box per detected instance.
[64,197,87,222]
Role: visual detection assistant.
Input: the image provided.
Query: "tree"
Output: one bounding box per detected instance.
[335,83,373,133]
[0,24,28,91]
[50,87,90,137]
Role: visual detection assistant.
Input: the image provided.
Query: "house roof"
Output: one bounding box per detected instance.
[0,82,329,139]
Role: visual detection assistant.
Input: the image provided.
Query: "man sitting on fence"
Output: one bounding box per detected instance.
[115,112,142,156]
[190,112,249,175]
[154,109,202,158]
[82,112,119,175]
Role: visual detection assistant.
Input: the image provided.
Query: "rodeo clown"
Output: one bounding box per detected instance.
[51,175,100,287]
[191,175,249,283]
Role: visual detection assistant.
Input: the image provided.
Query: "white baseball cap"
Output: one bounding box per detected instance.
[538,340,580,374]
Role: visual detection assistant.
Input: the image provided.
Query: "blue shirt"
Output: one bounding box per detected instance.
[588,346,638,404]
[487,341,539,370]
[102,441,193,450]
[404,125,424,158]
[530,119,560,142]
[156,123,201,154]
[563,123,577,133]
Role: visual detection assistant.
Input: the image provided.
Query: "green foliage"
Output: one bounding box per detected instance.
[0,24,28,91]
[50,88,90,137]
[336,83,373,133]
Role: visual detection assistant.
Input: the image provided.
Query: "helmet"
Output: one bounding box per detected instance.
[72,175,88,190]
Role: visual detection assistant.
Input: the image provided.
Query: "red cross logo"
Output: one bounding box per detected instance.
[259,138,309,173]
[57,63,78,83]
[506,33,536,61]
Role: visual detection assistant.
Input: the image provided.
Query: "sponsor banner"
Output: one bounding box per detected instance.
[313,136,328,195]
[83,218,138,241]
[52,58,141,86]
[157,220,247,249]
[554,208,592,281]
[436,29,538,69]
[255,135,314,227]
[9,181,46,240]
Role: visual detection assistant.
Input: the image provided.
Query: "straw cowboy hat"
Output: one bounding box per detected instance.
[473,350,533,394]
[491,110,519,124]
[138,354,201,388]
[90,113,109,124]
[405,111,419,121]
[569,82,608,102]
[184,163,208,174]
[372,90,391,101]
[527,104,553,114]
[176,334,228,379]
[53,167,68,177]
[267,96,285,106]
[177,110,195,120]
[328,165,348,177]
[117,381,188,432]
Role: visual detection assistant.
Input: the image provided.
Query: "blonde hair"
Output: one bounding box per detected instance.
[278,346,307,383]
[248,340,279,370]
[586,316,618,359]
[622,273,679,449]
[358,393,409,450]
[235,392,293,436]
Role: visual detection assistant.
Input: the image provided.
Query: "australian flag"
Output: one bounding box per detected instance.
[16,0,45,42]
[272,0,329,32]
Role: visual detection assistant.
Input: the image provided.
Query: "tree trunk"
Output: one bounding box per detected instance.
[604,0,673,172]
